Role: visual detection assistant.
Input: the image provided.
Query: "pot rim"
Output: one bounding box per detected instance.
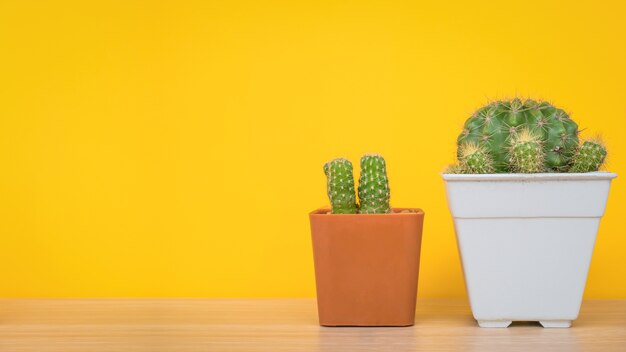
[442,171,617,182]
[310,208,424,216]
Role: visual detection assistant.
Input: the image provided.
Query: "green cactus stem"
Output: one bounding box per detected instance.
[458,143,494,174]
[509,129,545,173]
[323,158,358,214]
[457,98,579,172]
[570,140,607,173]
[357,154,391,214]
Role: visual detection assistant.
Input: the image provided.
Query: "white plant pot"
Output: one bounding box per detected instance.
[443,172,617,328]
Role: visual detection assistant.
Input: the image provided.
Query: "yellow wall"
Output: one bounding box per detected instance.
[1,0,625,298]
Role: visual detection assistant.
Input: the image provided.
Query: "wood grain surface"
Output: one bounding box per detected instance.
[0,299,624,351]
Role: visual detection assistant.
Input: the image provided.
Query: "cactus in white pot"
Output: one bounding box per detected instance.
[442,98,616,328]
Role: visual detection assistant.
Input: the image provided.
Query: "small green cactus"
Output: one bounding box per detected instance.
[357,154,391,214]
[444,163,466,174]
[458,143,494,174]
[570,140,607,173]
[509,129,544,173]
[323,158,358,214]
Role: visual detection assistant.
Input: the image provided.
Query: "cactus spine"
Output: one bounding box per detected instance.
[444,163,465,174]
[457,98,579,172]
[570,140,607,173]
[458,143,494,174]
[323,158,358,214]
[358,154,390,214]
[509,129,544,173]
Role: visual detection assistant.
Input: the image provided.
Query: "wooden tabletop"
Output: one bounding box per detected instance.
[0,298,624,351]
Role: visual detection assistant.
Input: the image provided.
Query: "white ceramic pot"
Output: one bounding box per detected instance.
[443,172,617,328]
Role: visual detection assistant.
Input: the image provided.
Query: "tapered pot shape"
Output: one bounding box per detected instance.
[309,208,424,326]
[443,172,617,328]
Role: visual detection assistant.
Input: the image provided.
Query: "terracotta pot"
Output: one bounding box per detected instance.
[309,208,424,326]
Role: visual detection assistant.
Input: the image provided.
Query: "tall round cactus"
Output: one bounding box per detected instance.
[570,140,607,173]
[358,154,390,214]
[457,98,579,172]
[323,158,358,214]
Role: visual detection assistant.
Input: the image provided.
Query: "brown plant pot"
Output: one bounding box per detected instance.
[309,208,424,326]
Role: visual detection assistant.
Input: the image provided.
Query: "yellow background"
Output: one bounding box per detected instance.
[1,0,625,298]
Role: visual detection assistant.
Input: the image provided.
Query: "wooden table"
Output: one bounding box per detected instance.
[0,299,624,351]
